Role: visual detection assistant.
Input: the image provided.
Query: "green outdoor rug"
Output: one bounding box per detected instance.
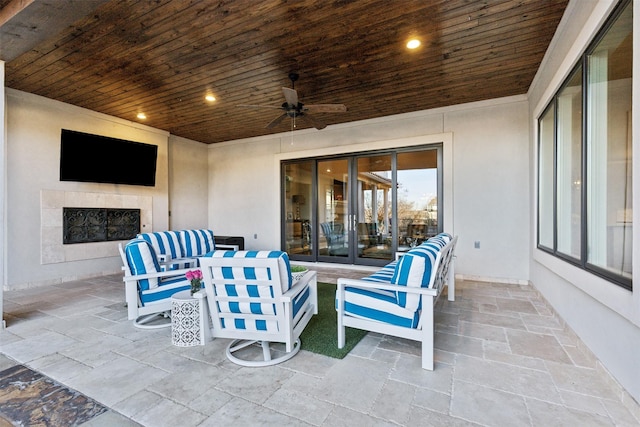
[300,282,368,359]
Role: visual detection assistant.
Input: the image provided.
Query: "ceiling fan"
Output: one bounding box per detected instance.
[240,72,347,130]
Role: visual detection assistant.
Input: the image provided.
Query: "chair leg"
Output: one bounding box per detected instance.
[261,341,272,362]
[226,339,300,367]
[337,286,346,349]
[447,258,456,302]
[421,299,434,370]
[337,318,345,349]
[134,311,171,329]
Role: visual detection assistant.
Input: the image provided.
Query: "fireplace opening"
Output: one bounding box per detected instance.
[63,208,140,244]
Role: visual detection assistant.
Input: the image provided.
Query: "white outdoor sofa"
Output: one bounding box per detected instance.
[336,233,457,370]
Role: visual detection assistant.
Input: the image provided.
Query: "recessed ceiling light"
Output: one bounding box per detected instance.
[205,94,216,102]
[136,112,147,120]
[407,39,421,49]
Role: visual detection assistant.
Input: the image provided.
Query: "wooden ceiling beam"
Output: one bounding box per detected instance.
[0,0,34,28]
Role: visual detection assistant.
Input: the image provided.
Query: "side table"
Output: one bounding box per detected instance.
[171,290,208,347]
[215,235,245,250]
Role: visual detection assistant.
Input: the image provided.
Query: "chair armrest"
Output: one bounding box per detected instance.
[122,267,193,282]
[282,270,317,302]
[158,257,198,271]
[336,277,438,297]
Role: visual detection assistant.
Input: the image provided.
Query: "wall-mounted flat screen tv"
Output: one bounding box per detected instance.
[60,129,158,186]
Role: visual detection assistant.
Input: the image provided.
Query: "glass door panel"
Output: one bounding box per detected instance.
[283,146,442,266]
[356,154,393,262]
[396,150,439,252]
[317,159,350,261]
[283,161,313,257]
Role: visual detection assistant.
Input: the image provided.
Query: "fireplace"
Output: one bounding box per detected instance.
[63,207,140,244]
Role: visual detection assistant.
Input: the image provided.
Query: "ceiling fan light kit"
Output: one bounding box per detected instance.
[240,72,347,131]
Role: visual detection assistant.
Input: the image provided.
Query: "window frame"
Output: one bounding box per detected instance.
[536,0,632,290]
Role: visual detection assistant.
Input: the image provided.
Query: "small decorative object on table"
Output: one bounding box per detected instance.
[186,269,203,295]
[290,265,308,283]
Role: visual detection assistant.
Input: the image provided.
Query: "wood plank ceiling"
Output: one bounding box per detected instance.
[1,0,569,144]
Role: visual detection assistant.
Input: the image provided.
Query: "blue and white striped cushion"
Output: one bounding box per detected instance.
[207,250,292,291]
[222,317,279,332]
[341,286,420,328]
[404,243,440,284]
[434,232,452,244]
[391,254,425,285]
[203,250,303,332]
[139,276,190,306]
[180,229,216,257]
[137,231,184,260]
[218,287,310,333]
[362,260,397,284]
[217,280,277,321]
[426,235,448,249]
[391,243,440,311]
[125,239,161,290]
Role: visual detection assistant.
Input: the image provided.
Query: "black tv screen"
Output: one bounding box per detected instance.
[60,129,158,186]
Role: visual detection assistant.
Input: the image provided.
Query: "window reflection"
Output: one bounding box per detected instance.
[284,161,313,256]
[586,0,632,279]
[318,159,349,257]
[357,155,392,260]
[397,150,439,251]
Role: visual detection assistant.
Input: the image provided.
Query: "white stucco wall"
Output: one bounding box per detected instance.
[208,95,531,283]
[528,0,640,402]
[445,101,530,283]
[168,134,209,231]
[5,89,171,289]
[208,134,282,247]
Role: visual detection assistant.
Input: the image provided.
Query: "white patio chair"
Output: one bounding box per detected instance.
[199,250,317,366]
[119,239,192,329]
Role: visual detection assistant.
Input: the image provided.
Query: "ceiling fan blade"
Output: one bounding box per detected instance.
[266,113,288,129]
[300,113,327,130]
[282,87,298,106]
[305,104,348,113]
[238,104,283,110]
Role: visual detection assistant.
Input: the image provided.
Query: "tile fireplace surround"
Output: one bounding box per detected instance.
[40,190,152,265]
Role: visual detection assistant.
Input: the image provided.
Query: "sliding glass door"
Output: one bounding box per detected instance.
[282,145,441,266]
[396,150,440,251]
[355,154,393,262]
[317,158,350,261]
[283,161,314,257]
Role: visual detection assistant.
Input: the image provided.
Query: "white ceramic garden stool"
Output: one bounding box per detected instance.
[170,290,208,347]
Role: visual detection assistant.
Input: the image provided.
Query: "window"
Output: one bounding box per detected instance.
[537,0,632,289]
[538,104,555,250]
[557,66,583,261]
